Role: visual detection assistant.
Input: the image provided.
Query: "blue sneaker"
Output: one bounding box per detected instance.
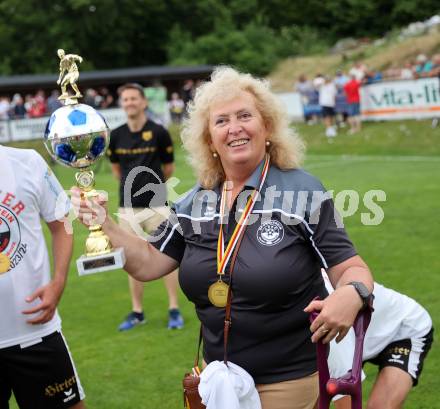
[168,309,184,329]
[118,311,146,331]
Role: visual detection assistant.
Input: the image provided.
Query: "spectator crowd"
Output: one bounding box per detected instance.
[0,80,200,126]
[295,54,440,138]
[0,87,117,121]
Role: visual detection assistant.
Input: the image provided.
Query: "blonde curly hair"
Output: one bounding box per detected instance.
[181,66,305,189]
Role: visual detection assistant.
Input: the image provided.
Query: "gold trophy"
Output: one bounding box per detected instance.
[44,49,125,275]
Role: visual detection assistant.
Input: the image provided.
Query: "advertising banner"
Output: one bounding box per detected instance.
[9,117,48,141]
[361,77,440,120]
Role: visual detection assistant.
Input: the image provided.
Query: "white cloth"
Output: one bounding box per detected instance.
[199,361,262,409]
[0,146,69,348]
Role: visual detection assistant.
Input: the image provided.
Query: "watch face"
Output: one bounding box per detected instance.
[349,281,371,306]
[355,282,370,298]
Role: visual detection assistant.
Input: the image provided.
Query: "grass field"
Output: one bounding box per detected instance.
[8,119,440,408]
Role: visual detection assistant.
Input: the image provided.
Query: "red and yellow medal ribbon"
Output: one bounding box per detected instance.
[216,155,270,277]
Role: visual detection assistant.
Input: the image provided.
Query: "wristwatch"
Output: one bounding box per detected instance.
[348,281,374,310]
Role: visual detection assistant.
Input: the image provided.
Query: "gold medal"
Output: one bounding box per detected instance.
[209,155,270,308]
[0,253,11,275]
[208,280,229,308]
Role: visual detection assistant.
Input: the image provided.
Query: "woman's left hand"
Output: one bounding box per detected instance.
[304,285,363,344]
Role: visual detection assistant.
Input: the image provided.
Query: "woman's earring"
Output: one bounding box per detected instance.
[265,140,271,147]
[212,152,218,158]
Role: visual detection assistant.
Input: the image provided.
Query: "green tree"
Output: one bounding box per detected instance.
[0,0,172,74]
[167,18,288,76]
[0,0,439,76]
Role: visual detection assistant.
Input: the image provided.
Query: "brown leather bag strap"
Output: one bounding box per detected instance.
[194,325,203,368]
[192,225,247,368]
[223,225,247,364]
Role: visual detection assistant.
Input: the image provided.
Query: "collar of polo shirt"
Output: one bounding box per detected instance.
[244,156,267,190]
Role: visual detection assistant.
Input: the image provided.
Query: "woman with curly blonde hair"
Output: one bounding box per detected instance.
[181,66,305,189]
[73,66,373,409]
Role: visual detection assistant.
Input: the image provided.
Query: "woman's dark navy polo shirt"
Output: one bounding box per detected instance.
[151,161,357,384]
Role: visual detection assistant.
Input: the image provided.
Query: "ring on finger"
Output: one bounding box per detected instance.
[320,325,330,334]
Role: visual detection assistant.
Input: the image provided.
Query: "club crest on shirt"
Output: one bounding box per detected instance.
[142,131,153,141]
[0,203,26,271]
[257,219,284,246]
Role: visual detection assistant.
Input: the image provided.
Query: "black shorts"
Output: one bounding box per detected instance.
[0,331,84,409]
[366,327,434,386]
[321,106,335,117]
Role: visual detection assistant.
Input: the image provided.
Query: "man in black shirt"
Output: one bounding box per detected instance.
[107,83,183,331]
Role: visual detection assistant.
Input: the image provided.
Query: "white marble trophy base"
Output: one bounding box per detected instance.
[76,247,125,276]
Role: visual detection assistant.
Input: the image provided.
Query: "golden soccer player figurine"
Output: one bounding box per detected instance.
[57,49,83,103]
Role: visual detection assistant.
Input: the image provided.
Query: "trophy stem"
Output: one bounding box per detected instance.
[75,170,113,256]
[85,224,112,257]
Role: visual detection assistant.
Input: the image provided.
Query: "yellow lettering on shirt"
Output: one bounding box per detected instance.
[114,147,157,155]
